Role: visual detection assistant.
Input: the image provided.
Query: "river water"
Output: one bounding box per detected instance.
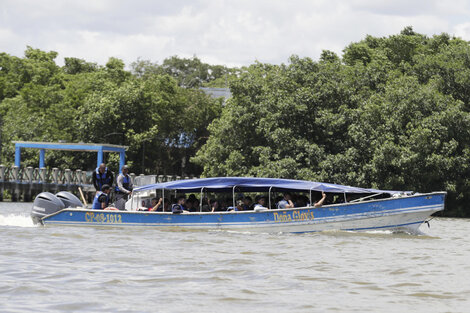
[0,202,469,313]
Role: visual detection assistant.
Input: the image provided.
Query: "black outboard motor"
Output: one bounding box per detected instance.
[56,191,83,208]
[31,192,65,225]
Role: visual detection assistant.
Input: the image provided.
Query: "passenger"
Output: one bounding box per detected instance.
[201,197,211,212]
[295,195,309,207]
[92,184,112,210]
[185,199,198,212]
[235,198,245,211]
[219,198,228,211]
[192,199,200,211]
[137,198,157,211]
[172,196,187,214]
[243,196,254,210]
[149,198,170,212]
[314,192,327,207]
[254,195,268,210]
[210,199,221,212]
[147,197,162,211]
[187,194,198,204]
[114,165,133,211]
[92,163,114,192]
[277,192,295,209]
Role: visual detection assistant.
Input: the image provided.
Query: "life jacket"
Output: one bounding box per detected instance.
[115,174,131,193]
[172,204,184,214]
[92,191,109,210]
[95,167,112,190]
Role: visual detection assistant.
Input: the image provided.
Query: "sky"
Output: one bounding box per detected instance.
[1,0,470,68]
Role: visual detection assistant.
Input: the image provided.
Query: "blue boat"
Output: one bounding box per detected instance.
[31,177,445,233]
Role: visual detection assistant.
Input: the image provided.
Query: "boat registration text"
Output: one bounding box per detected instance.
[85,212,122,224]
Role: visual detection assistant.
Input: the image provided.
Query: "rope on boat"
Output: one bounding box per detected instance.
[424,216,435,228]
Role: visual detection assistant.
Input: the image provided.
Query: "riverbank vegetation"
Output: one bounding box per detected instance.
[1,27,469,216]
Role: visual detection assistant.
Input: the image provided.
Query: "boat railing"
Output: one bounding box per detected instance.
[349,193,383,203]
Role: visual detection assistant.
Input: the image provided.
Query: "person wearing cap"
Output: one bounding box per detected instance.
[114,165,133,210]
[92,184,112,210]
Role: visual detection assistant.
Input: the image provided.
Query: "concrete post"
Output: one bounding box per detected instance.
[26,166,33,182]
[0,165,5,181]
[75,169,82,184]
[81,171,88,184]
[39,167,46,183]
[52,168,59,184]
[11,166,19,181]
[33,168,39,182]
[64,169,72,185]
[129,173,136,182]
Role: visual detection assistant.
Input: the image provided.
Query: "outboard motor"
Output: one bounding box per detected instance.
[31,192,65,225]
[56,191,83,208]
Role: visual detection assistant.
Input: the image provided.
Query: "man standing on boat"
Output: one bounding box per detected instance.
[92,163,114,192]
[114,165,133,210]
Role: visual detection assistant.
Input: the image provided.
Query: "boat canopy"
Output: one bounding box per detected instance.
[134,177,403,194]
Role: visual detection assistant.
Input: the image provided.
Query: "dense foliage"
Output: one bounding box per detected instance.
[193,28,470,217]
[0,49,222,175]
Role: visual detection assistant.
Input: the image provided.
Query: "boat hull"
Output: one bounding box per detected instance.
[41,192,445,233]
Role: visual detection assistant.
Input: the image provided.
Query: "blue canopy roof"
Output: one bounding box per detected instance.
[134,177,403,194]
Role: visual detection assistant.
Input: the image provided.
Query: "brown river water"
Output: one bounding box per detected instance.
[0,202,469,313]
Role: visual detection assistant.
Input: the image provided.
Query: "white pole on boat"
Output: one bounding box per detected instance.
[200,187,204,212]
[232,185,237,209]
[343,192,347,203]
[309,188,313,207]
[162,189,165,212]
[268,186,273,210]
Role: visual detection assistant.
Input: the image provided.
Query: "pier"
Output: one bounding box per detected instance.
[1,141,194,203]
[0,165,193,203]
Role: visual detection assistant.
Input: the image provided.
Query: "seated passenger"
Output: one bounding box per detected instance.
[254,195,268,210]
[138,197,159,211]
[172,196,187,214]
[201,197,211,212]
[185,199,199,212]
[295,195,309,208]
[236,198,245,211]
[92,184,112,210]
[210,199,221,212]
[314,192,327,207]
[152,198,170,212]
[277,192,295,209]
[148,198,162,211]
[243,196,254,210]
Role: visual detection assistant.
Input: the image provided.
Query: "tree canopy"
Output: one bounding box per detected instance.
[0,47,222,175]
[192,28,470,217]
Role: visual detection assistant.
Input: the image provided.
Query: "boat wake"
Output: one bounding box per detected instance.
[0,213,36,227]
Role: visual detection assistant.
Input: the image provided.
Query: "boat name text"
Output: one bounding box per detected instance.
[273,210,314,223]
